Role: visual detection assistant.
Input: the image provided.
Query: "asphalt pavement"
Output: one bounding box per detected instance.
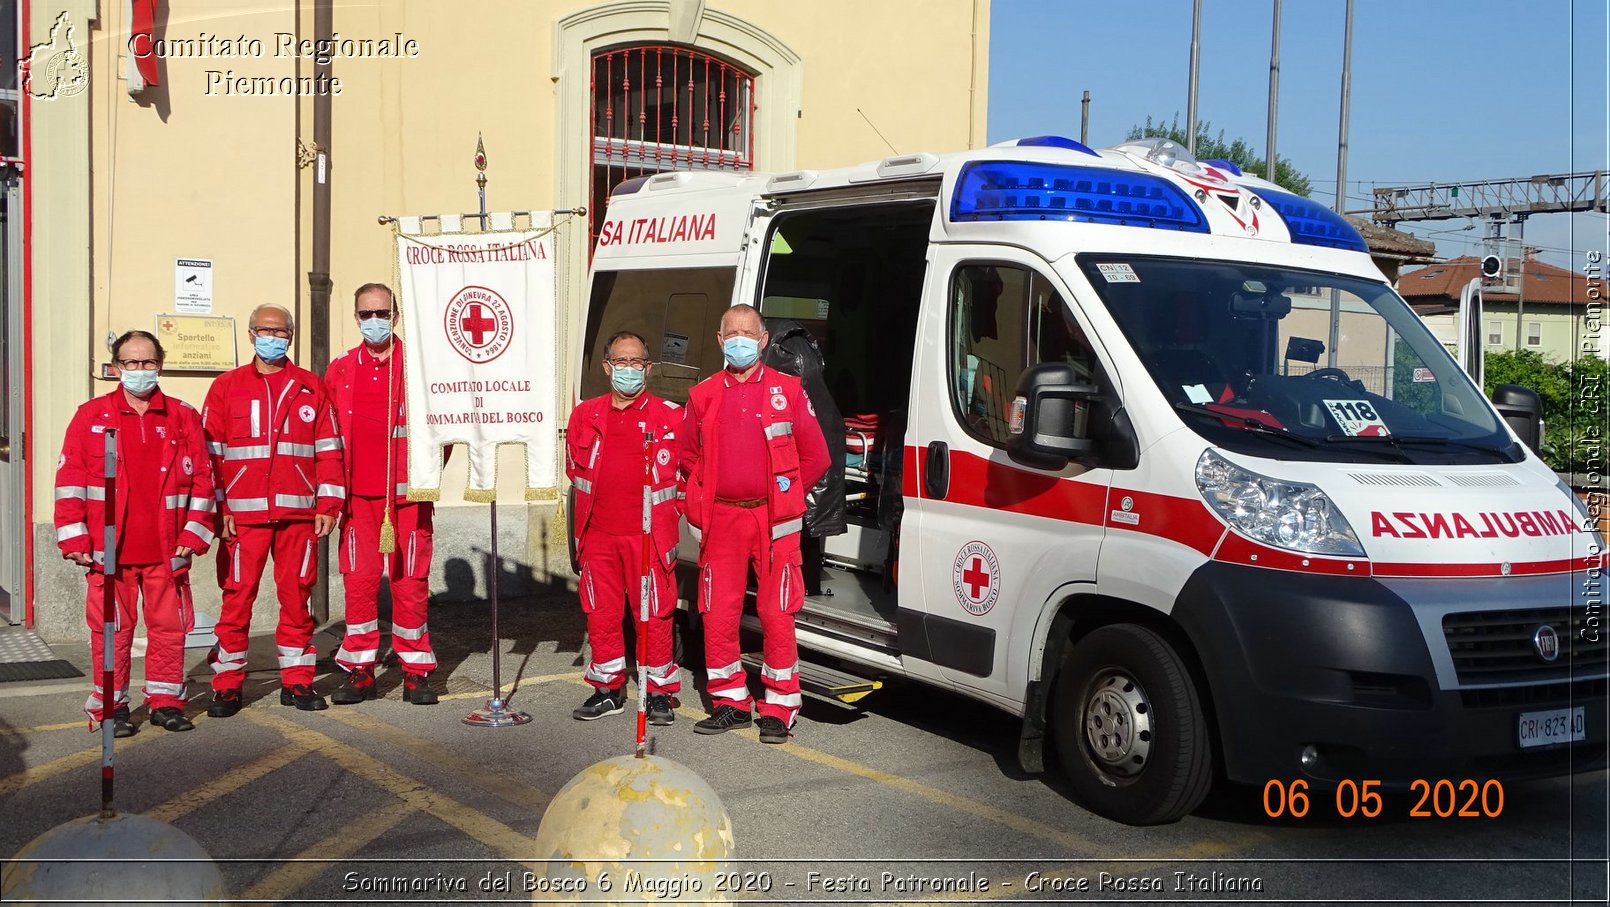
[0,590,1605,905]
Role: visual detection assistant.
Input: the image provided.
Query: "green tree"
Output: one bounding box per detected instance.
[1484,349,1608,474]
[1126,114,1312,196]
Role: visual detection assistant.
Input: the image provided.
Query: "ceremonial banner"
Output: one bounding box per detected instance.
[395,214,557,501]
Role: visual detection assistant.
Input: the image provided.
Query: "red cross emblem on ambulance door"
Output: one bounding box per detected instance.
[951,540,1000,616]
[443,285,514,364]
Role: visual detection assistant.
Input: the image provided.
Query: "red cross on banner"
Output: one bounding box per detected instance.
[460,303,497,346]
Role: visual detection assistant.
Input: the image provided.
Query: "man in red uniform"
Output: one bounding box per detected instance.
[680,304,829,744]
[566,331,683,723]
[324,283,438,706]
[202,303,344,715]
[55,331,216,735]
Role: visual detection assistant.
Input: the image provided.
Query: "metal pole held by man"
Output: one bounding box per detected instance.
[99,427,117,816]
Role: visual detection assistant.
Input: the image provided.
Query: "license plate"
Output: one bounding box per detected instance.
[1517,707,1585,748]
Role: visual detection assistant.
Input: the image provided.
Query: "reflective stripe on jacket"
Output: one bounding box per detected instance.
[681,365,809,567]
[565,392,682,567]
[54,389,217,572]
[201,362,345,525]
[325,341,411,502]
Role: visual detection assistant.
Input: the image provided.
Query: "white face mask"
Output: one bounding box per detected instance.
[359,317,393,344]
[119,369,159,395]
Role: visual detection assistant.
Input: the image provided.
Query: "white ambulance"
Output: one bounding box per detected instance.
[575,136,1605,825]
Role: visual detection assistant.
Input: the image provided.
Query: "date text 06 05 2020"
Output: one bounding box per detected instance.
[1261,779,1506,819]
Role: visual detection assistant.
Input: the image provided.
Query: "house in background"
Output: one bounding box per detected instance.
[1398,254,1599,362]
[1347,215,1436,285]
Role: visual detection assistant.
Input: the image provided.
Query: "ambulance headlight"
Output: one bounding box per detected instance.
[1195,450,1364,557]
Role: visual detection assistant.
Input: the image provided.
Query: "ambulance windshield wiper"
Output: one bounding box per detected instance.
[1173,403,1318,448]
[1325,433,1512,457]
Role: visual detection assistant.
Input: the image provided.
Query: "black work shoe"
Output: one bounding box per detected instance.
[647,693,676,726]
[331,667,376,705]
[149,706,194,732]
[104,705,137,738]
[757,715,790,744]
[572,688,625,721]
[280,684,328,711]
[206,689,242,718]
[402,673,439,706]
[693,704,752,735]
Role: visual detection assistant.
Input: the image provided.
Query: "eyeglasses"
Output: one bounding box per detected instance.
[357,309,393,321]
[116,359,159,370]
[251,326,293,339]
[606,358,652,369]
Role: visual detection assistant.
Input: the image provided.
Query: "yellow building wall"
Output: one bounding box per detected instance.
[46,0,988,516]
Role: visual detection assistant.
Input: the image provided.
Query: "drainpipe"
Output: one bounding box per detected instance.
[308,0,333,623]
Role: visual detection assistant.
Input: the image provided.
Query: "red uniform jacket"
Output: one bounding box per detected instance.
[565,392,683,569]
[325,341,409,502]
[680,365,825,567]
[202,362,344,525]
[54,389,216,574]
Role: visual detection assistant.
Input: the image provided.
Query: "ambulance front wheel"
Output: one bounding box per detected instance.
[1052,624,1213,826]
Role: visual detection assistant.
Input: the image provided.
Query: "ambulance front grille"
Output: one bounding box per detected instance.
[1347,472,1442,487]
[1443,608,1609,685]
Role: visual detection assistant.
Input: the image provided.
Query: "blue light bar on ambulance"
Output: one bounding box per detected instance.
[950,161,1208,232]
[1249,187,1369,253]
[611,175,651,196]
[1012,135,1099,157]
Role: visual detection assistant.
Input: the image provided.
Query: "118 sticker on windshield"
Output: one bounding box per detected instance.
[1325,399,1390,437]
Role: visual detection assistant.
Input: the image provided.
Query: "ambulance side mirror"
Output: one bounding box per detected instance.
[1490,383,1544,454]
[1008,362,1097,471]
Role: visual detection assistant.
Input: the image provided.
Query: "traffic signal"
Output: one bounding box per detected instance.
[1480,255,1503,279]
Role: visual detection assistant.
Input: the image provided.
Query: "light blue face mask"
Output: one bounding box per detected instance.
[610,365,646,396]
[119,369,159,395]
[253,335,290,362]
[359,317,393,345]
[722,336,760,369]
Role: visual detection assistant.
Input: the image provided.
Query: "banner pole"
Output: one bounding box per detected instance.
[100,428,118,818]
[462,133,530,728]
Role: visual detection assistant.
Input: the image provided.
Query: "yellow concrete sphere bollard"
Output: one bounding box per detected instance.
[2,813,228,905]
[534,754,736,905]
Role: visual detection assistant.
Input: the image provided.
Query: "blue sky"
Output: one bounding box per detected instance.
[988,0,1608,270]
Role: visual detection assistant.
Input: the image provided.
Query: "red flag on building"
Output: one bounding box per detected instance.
[126,0,160,95]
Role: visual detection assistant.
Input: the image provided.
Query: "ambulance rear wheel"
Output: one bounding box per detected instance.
[1052,624,1212,826]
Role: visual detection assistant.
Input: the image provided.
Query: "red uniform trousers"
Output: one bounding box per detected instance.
[699,502,804,726]
[578,531,680,695]
[336,497,436,675]
[209,521,318,690]
[83,565,193,720]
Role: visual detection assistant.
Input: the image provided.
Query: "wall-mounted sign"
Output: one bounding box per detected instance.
[155,314,237,372]
[175,258,213,313]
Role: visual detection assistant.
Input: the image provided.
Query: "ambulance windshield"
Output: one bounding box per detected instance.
[1076,256,1519,465]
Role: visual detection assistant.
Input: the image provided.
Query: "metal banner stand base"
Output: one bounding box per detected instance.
[462,696,532,728]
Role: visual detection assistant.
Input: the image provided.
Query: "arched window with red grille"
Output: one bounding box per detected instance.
[589,45,755,249]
